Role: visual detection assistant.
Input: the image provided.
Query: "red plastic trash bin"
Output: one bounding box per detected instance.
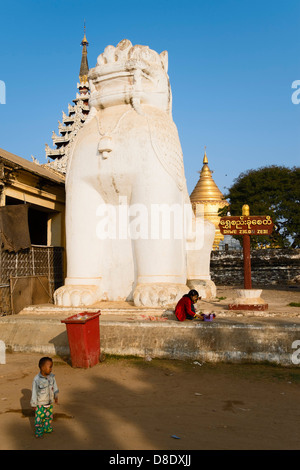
[61,311,101,368]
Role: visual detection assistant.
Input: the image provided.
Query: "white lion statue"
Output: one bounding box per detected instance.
[54,40,215,307]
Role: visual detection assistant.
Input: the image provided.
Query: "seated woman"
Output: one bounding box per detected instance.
[175,289,201,322]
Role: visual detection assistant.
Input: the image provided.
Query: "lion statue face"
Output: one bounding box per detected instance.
[88,39,172,114]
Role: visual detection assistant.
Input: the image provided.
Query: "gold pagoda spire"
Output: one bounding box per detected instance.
[79,22,89,83]
[190,148,224,203]
[189,148,229,249]
[203,146,208,164]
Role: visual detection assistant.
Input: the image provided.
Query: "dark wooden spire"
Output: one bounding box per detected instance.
[79,24,89,83]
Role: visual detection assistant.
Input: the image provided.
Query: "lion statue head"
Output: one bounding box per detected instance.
[88,39,172,115]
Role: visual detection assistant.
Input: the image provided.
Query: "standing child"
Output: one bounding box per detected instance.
[31,356,59,438]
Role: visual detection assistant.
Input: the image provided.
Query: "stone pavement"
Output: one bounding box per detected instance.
[0,286,300,366]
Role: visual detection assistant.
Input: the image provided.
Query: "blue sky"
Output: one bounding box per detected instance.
[0,0,299,196]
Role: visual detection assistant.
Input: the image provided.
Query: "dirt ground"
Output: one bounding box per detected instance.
[0,351,299,451]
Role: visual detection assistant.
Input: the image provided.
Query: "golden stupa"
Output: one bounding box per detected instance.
[190,149,229,249]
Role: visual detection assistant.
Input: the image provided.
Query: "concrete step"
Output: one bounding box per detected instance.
[1,303,300,367]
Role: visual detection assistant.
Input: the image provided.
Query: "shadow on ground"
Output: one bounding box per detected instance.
[1,354,300,450]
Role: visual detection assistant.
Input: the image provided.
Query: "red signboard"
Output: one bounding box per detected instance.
[219,215,273,236]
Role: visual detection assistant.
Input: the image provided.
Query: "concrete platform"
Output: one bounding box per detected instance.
[1,286,300,366]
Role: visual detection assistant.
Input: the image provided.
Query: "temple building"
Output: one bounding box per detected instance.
[0,31,91,314]
[0,147,65,314]
[190,149,229,249]
[43,30,90,175]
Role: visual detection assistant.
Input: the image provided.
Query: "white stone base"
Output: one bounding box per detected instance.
[187,279,217,300]
[228,289,268,311]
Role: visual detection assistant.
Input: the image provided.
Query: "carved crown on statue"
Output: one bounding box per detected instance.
[88,39,171,115]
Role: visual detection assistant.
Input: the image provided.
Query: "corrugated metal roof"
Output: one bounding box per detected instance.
[0,147,65,185]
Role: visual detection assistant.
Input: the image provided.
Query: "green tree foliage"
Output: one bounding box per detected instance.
[222,166,300,248]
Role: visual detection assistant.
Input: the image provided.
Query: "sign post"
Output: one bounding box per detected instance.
[219,205,273,310]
